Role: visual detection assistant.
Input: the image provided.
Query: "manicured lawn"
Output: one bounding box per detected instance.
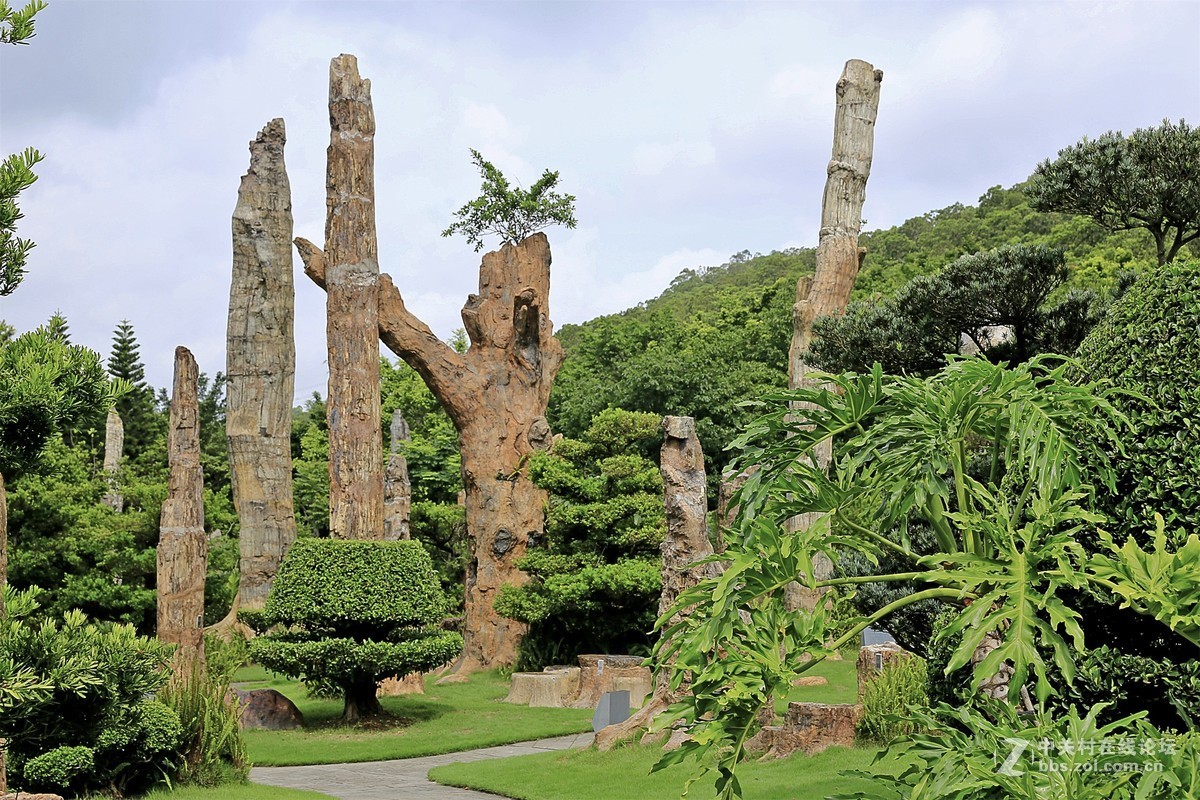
[778,654,859,711]
[430,742,883,800]
[140,783,332,799]
[238,668,592,766]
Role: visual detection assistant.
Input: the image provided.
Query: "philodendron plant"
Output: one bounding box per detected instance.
[650,356,1139,799]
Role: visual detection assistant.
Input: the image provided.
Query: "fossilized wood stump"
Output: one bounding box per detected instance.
[157,347,208,672]
[595,416,717,749]
[322,54,384,541]
[383,409,412,540]
[228,117,298,610]
[856,642,909,699]
[101,410,124,511]
[787,59,883,609]
[749,702,864,758]
[297,55,564,672]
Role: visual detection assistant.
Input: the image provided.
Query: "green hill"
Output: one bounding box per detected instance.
[547,182,1169,482]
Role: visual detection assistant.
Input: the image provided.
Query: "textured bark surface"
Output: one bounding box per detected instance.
[383,409,411,540]
[595,416,718,750]
[971,628,1035,711]
[157,347,208,672]
[321,55,383,541]
[228,118,298,609]
[789,59,882,384]
[787,59,882,609]
[101,410,124,511]
[300,233,562,673]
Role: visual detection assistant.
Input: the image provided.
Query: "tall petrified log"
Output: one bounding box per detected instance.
[317,55,384,541]
[297,56,563,672]
[157,346,208,672]
[227,118,298,609]
[383,409,412,541]
[101,410,124,511]
[787,59,882,609]
[595,416,718,750]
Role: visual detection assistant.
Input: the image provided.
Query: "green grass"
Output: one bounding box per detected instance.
[430,742,883,800]
[140,783,332,799]
[239,668,592,766]
[777,655,859,711]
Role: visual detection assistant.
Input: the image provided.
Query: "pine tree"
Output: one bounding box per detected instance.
[106,320,160,457]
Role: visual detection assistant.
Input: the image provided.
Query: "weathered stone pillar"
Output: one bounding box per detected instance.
[157,346,208,672]
[101,410,124,511]
[227,117,298,610]
[595,415,718,750]
[297,56,564,673]
[787,59,882,609]
[319,54,384,541]
[383,409,411,540]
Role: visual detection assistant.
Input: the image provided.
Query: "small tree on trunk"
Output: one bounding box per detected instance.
[297,59,575,672]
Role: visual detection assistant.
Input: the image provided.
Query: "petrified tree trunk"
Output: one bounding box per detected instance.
[383,409,411,540]
[296,57,563,673]
[101,410,124,511]
[787,59,882,610]
[789,59,882,389]
[227,118,298,610]
[595,416,718,750]
[321,55,383,541]
[157,346,208,672]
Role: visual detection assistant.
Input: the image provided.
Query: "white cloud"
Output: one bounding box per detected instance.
[631,140,717,176]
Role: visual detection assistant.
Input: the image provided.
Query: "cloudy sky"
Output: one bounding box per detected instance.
[2,0,1197,400]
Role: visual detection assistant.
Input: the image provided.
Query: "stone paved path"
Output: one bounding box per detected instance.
[250,732,596,800]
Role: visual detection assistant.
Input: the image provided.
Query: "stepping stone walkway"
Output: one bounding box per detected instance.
[251,732,596,800]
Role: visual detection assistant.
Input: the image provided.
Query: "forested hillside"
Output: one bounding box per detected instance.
[1,179,1176,632]
[547,182,1166,483]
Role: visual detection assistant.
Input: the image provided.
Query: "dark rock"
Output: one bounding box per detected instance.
[231,687,304,730]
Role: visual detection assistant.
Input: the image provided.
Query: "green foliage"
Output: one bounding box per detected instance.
[0,0,45,46]
[0,592,182,796]
[0,318,127,474]
[809,244,1107,375]
[1045,646,1200,732]
[857,655,929,745]
[158,658,248,787]
[21,746,94,795]
[496,408,664,670]
[291,416,329,539]
[108,319,166,458]
[6,436,158,628]
[1075,260,1200,541]
[1027,119,1200,265]
[249,539,463,720]
[838,702,1159,800]
[442,149,577,252]
[651,357,1126,798]
[1090,516,1200,651]
[0,144,42,296]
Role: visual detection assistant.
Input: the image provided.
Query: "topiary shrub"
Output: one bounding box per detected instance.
[0,589,180,796]
[1075,259,1200,542]
[248,539,462,723]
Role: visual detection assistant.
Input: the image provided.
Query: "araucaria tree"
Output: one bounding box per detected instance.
[297,55,573,672]
[1026,119,1200,266]
[248,539,462,722]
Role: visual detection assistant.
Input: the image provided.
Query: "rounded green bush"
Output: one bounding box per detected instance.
[1076,259,1200,540]
[22,745,95,793]
[250,538,461,721]
[265,538,448,629]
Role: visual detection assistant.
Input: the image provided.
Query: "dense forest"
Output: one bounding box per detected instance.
[1,178,1174,633]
